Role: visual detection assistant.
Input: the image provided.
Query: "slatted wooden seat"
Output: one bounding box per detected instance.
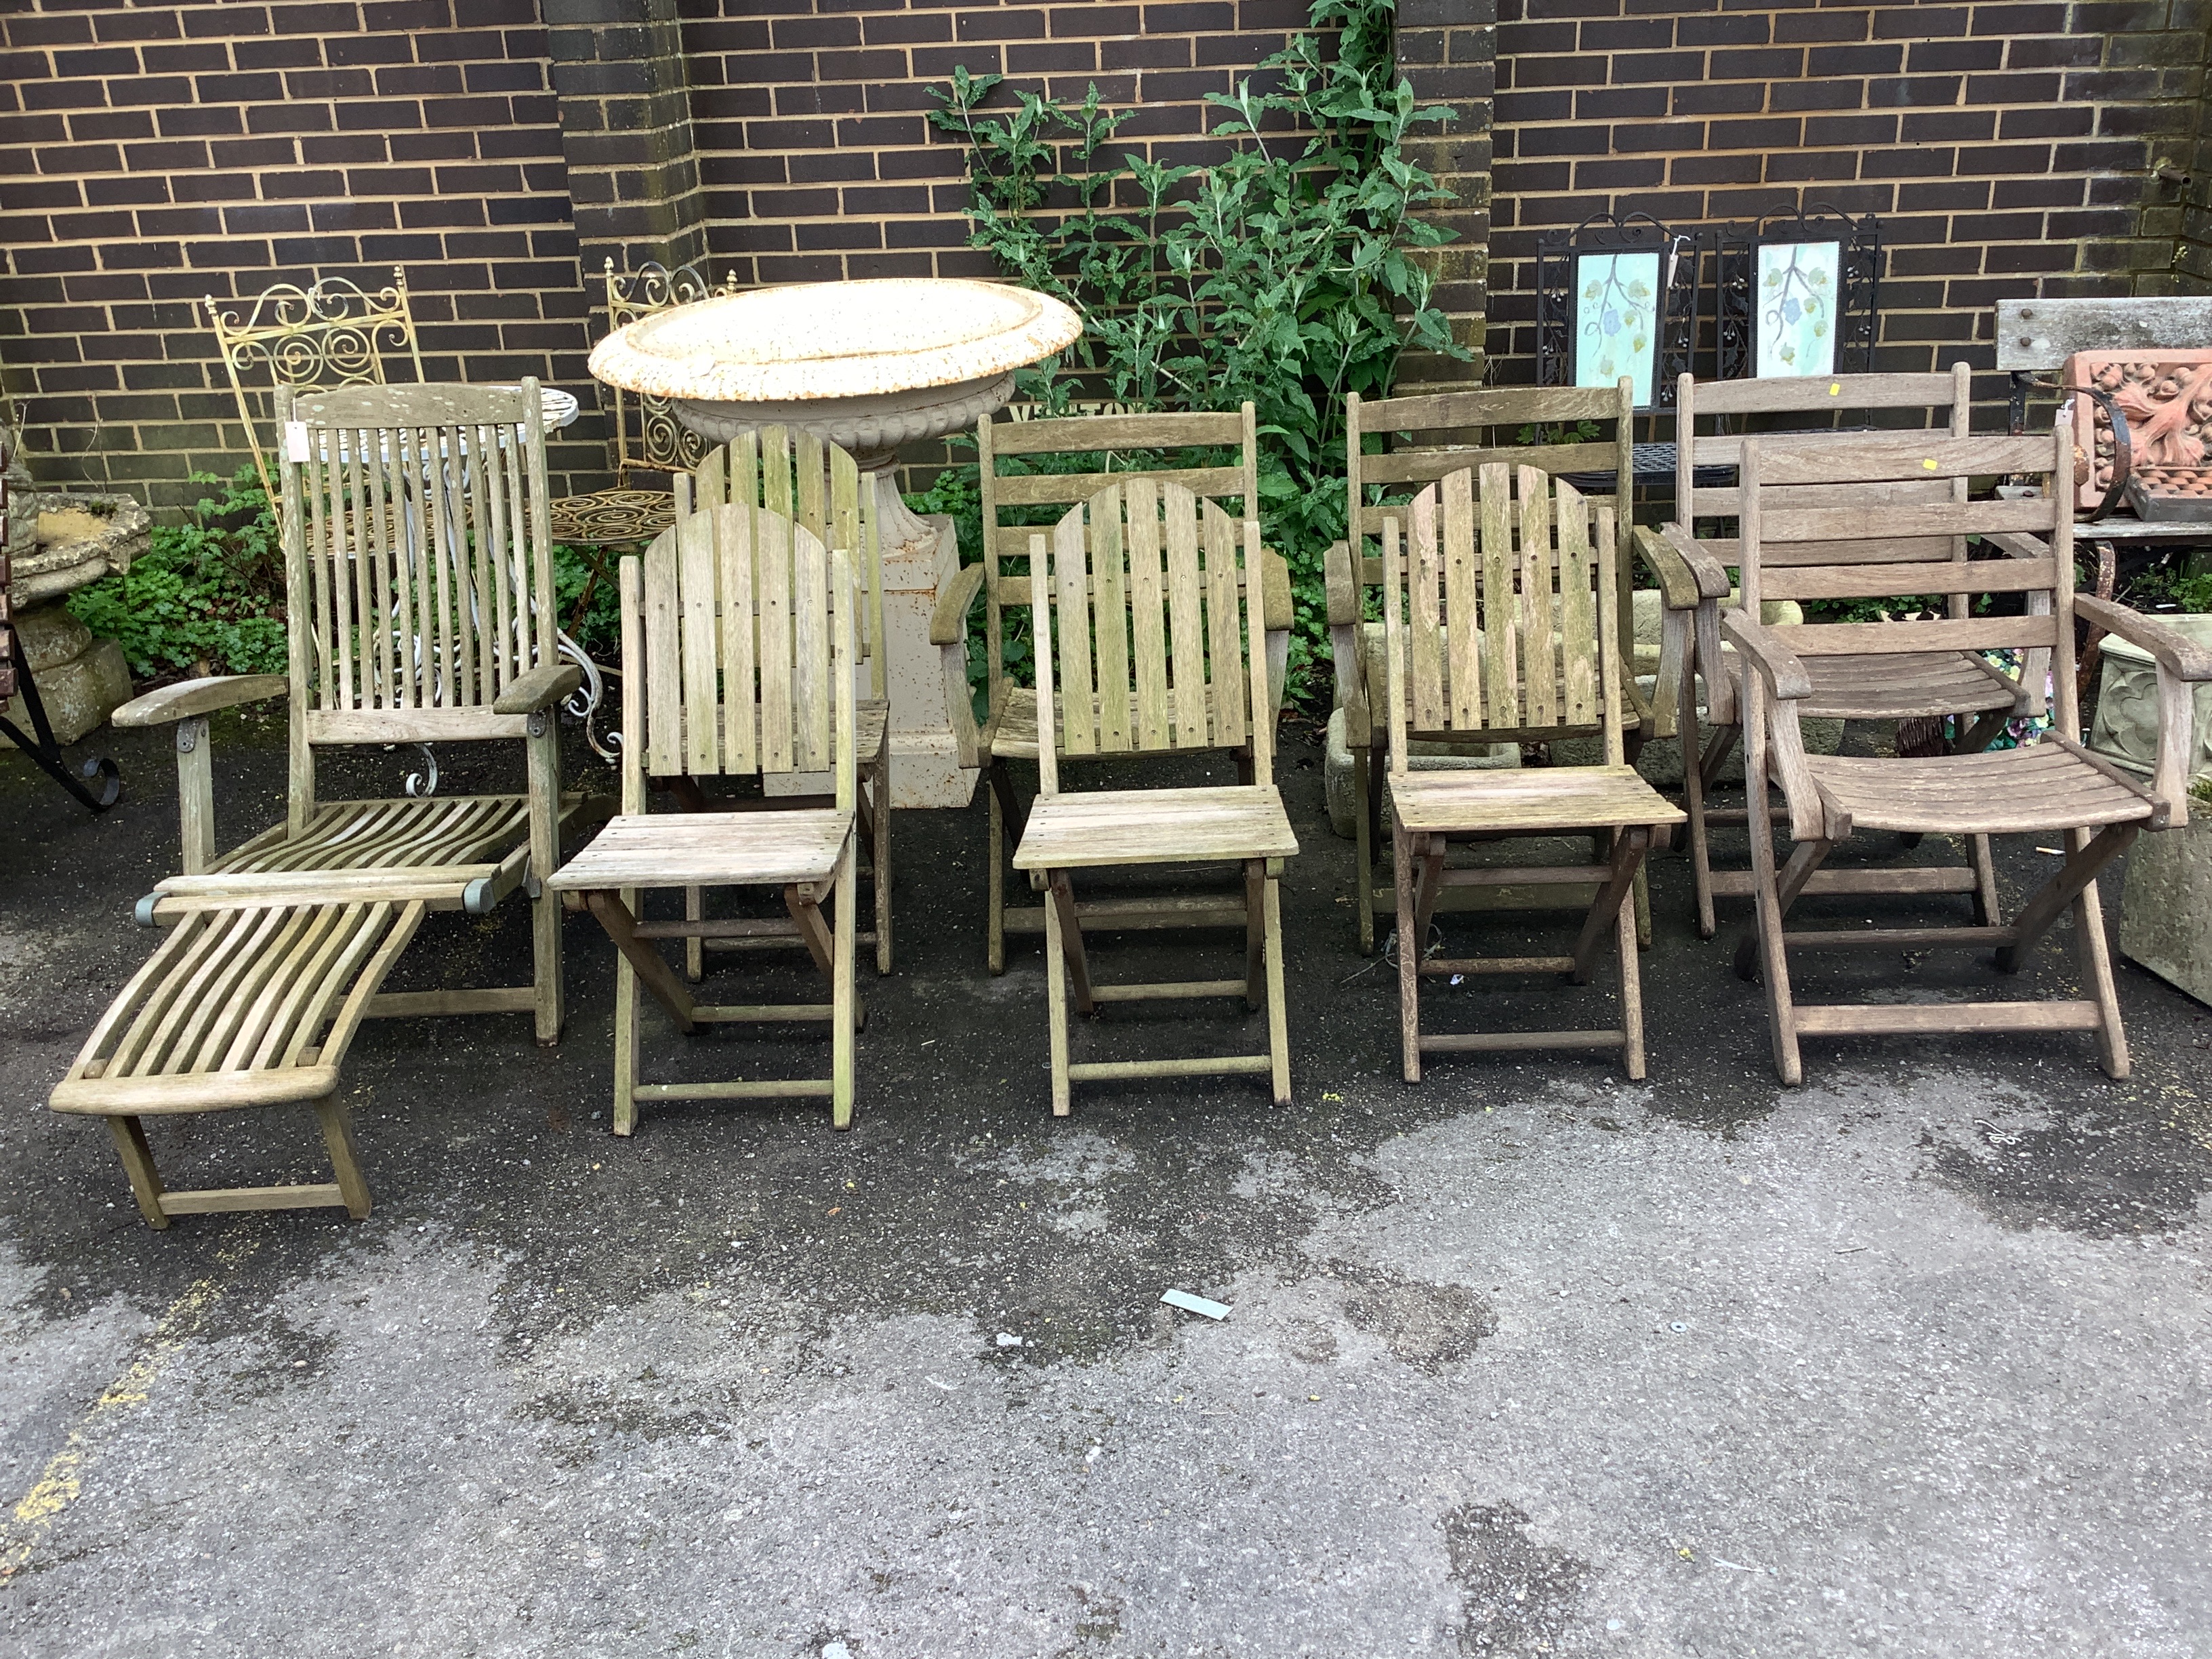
[930,404,1294,972]
[1723,420,2212,1081]
[57,382,583,1226]
[691,426,891,974]
[1011,480,1295,1112]
[548,503,864,1133]
[1324,381,1690,954]
[1644,365,2026,939]
[1379,465,1685,1081]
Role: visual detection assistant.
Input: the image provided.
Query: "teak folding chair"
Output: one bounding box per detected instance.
[929,404,1293,972]
[49,381,584,1226]
[548,506,863,1133]
[1010,480,1297,1113]
[1647,365,2026,938]
[1724,419,2212,1081]
[690,425,890,973]
[1326,381,1687,953]
[1380,466,1685,1082]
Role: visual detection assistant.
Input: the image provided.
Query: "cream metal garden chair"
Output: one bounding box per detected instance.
[1378,464,1685,1082]
[930,404,1292,972]
[548,504,863,1133]
[1011,479,1296,1113]
[1725,419,2212,1080]
[48,381,584,1225]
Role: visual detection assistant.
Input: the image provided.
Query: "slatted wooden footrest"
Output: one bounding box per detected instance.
[49,899,427,1228]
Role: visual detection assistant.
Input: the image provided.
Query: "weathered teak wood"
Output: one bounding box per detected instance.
[1727,417,2212,1083]
[1010,481,1296,1113]
[931,402,1296,974]
[1378,464,1685,1082]
[548,505,862,1134]
[691,424,890,974]
[1647,364,2019,940]
[1324,380,1683,956]
[52,380,580,1227]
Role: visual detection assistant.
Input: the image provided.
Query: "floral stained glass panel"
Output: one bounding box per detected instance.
[1755,241,1839,378]
[1572,251,1658,406]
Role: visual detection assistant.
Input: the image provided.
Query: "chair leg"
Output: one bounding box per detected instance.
[1046,870,1096,1015]
[1996,822,2140,972]
[684,886,705,983]
[1616,867,1648,1081]
[1394,821,1422,1084]
[987,764,1008,975]
[315,1098,373,1219]
[528,721,563,1047]
[1263,869,1290,1105]
[1633,864,1652,949]
[107,1115,169,1229]
[1353,745,1376,954]
[872,745,893,975]
[1968,833,2001,928]
[2067,827,2131,1080]
[1743,773,1804,1085]
[1734,837,1832,980]
[1681,647,1718,939]
[1572,827,1648,985]
[612,934,641,1137]
[833,842,857,1129]
[1244,859,1266,1010]
[1042,865,1073,1117]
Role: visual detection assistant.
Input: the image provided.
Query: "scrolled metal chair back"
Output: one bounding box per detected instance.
[600,258,735,480]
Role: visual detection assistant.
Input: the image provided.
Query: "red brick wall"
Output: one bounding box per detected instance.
[1486,0,2208,396]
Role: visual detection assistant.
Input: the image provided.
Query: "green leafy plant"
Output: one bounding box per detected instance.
[67,468,287,679]
[926,0,1467,703]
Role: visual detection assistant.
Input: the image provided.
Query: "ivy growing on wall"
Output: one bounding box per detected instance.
[924,0,1467,701]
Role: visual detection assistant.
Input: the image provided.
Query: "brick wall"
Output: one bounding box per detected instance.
[1486,0,2210,398]
[0,0,598,509]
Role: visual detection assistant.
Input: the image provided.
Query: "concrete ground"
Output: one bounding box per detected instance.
[3,708,2209,1659]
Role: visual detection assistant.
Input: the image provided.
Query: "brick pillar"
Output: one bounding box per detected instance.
[1397,0,1496,391]
[545,0,708,278]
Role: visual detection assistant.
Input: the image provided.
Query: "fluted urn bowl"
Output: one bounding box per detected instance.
[588,277,1082,556]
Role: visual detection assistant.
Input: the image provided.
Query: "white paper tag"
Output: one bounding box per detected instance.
[284,420,310,462]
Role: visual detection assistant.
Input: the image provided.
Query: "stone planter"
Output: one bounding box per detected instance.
[2089,612,2212,792]
[2120,808,2212,1008]
[9,490,146,744]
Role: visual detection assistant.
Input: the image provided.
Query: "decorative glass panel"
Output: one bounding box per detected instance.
[1754,241,1840,377]
[1573,251,1660,406]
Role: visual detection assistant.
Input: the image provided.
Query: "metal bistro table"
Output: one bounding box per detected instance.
[589,278,1083,808]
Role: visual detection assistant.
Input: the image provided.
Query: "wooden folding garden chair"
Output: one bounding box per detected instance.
[1011,480,1296,1113]
[49,381,585,1226]
[928,404,1292,972]
[1645,365,2030,938]
[1723,419,2212,1081]
[1378,464,1685,1082]
[688,425,890,974]
[547,505,863,1133]
[1325,381,1690,954]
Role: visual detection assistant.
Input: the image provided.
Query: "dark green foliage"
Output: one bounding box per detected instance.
[926,0,1467,705]
[67,468,287,680]
[552,543,624,660]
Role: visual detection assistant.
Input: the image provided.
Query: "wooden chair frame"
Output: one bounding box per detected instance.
[1724,417,2212,1080]
[1652,364,2019,939]
[52,380,582,1225]
[549,508,862,1133]
[1012,481,1296,1112]
[1326,380,1687,954]
[1379,465,1685,1081]
[930,404,1293,972]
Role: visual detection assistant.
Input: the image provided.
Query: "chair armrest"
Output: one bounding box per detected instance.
[1719,609,1813,700]
[1656,523,1735,603]
[1324,540,1361,627]
[1633,525,1704,613]
[929,561,987,647]
[1260,546,1294,633]
[491,663,584,716]
[112,674,287,728]
[2075,596,2212,680]
[1981,529,2052,560]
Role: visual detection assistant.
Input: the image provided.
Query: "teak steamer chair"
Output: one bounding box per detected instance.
[930,403,1293,972]
[1725,418,2212,1081]
[1649,365,2028,939]
[548,506,865,1132]
[49,381,585,1226]
[1326,382,1692,955]
[687,426,890,976]
[1379,465,1685,1081]
[1011,480,1298,1113]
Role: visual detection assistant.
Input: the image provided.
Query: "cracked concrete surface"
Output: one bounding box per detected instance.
[3,713,2210,1657]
